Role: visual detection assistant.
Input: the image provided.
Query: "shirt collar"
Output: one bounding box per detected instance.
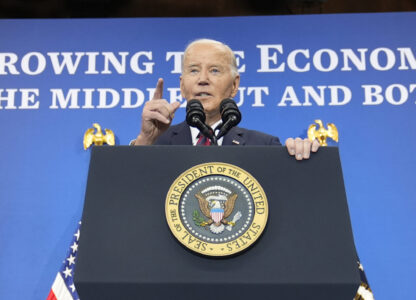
[190,119,223,145]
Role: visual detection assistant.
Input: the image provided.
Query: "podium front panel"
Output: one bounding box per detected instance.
[75,146,360,300]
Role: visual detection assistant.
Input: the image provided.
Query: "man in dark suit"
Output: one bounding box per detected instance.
[154,121,281,146]
[132,38,319,159]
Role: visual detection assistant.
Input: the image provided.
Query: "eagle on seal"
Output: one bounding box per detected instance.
[195,192,238,229]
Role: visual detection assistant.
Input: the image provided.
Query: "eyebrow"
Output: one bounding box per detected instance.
[186,63,224,69]
[186,64,200,68]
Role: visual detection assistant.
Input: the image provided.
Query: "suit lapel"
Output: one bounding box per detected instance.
[171,121,193,145]
[223,126,246,146]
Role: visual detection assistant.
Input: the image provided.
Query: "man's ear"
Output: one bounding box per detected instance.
[231,75,240,97]
[179,75,185,98]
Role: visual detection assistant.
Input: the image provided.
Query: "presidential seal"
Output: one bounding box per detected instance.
[165,162,268,257]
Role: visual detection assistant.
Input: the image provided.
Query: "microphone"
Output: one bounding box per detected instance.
[186,99,217,145]
[216,98,241,139]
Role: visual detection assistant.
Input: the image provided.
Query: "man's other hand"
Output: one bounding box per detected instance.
[285,137,320,160]
[134,78,181,145]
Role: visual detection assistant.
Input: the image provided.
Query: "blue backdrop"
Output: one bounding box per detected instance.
[1,13,415,299]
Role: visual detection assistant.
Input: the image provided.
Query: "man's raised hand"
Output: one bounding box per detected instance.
[133,78,181,145]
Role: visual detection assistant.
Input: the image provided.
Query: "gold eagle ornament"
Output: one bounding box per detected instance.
[307,119,338,146]
[83,123,115,150]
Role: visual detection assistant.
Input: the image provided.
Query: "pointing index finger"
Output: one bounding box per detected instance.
[152,78,164,100]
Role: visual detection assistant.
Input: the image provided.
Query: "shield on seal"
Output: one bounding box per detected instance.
[210,208,224,223]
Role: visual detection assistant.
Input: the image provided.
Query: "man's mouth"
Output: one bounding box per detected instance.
[195,92,212,97]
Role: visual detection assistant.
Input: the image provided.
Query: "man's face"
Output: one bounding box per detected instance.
[180,43,240,123]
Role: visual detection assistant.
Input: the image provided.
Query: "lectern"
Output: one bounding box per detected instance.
[74,146,360,299]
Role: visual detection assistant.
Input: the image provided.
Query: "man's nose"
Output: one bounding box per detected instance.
[198,69,209,85]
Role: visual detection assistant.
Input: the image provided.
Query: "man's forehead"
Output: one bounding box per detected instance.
[184,51,230,68]
[184,43,230,60]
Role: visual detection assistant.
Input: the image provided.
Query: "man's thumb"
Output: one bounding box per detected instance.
[171,101,181,111]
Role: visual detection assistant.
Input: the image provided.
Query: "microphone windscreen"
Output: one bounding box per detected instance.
[220,98,241,125]
[186,99,206,127]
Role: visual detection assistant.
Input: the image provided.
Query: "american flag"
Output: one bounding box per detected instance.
[46,223,81,300]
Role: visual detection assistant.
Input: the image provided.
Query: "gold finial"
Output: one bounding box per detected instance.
[307,119,338,146]
[83,123,115,150]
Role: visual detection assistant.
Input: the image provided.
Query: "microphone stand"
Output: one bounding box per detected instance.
[208,131,218,145]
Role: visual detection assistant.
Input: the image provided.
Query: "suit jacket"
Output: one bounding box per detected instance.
[154,121,281,146]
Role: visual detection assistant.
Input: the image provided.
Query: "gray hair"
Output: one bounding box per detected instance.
[182,38,239,78]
